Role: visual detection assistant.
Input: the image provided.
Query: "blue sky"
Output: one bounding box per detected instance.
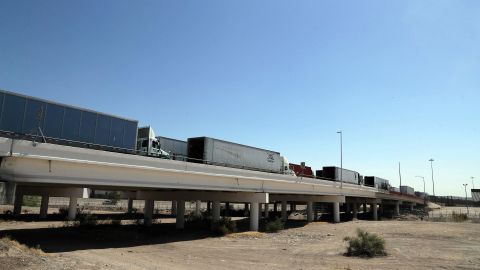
[0,1,479,196]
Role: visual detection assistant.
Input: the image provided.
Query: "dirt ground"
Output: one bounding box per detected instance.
[0,211,479,270]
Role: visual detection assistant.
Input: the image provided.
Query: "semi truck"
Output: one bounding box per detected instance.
[289,163,314,178]
[0,89,138,153]
[156,136,187,161]
[187,136,294,175]
[364,176,390,190]
[318,166,363,185]
[137,126,170,158]
[400,185,415,196]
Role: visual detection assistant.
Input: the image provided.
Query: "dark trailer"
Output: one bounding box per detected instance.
[0,89,138,152]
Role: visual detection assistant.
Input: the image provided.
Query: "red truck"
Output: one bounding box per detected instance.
[289,163,314,178]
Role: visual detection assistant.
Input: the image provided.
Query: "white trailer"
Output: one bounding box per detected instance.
[187,137,293,174]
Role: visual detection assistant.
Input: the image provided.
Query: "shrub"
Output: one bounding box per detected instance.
[22,196,41,207]
[75,213,98,227]
[212,217,236,235]
[344,229,386,257]
[451,212,468,222]
[265,218,284,233]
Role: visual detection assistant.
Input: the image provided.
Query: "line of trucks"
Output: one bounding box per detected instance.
[0,89,420,196]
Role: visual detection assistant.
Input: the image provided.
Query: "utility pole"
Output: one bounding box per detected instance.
[471,177,475,189]
[463,183,469,215]
[429,159,435,197]
[337,131,343,189]
[416,176,426,207]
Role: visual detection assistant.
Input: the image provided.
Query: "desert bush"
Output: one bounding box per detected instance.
[344,229,386,257]
[265,218,284,233]
[451,212,468,222]
[75,213,98,227]
[22,195,41,207]
[212,217,236,235]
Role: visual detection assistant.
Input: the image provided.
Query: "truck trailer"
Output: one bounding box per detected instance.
[318,166,362,185]
[187,136,293,174]
[364,176,390,190]
[400,185,415,195]
[0,89,138,152]
[157,136,187,161]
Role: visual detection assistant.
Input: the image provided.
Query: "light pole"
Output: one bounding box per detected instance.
[337,131,343,189]
[415,176,426,206]
[429,159,435,197]
[463,183,469,215]
[471,177,475,189]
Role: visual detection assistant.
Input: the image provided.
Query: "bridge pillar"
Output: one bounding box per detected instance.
[212,201,221,223]
[371,203,378,221]
[264,203,269,219]
[363,203,367,213]
[395,201,400,216]
[171,200,177,216]
[291,203,296,211]
[13,192,23,215]
[68,196,77,220]
[333,202,340,223]
[195,200,202,217]
[281,201,287,221]
[353,203,358,219]
[250,202,259,231]
[176,200,185,229]
[345,203,350,214]
[306,201,314,222]
[144,199,154,226]
[410,203,415,211]
[127,198,134,214]
[39,195,49,219]
[225,202,230,216]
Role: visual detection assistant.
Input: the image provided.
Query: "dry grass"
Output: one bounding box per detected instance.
[0,235,45,256]
[226,231,266,239]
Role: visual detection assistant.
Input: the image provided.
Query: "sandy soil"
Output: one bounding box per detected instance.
[1,215,479,270]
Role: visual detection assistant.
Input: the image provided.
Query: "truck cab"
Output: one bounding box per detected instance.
[281,156,296,175]
[137,126,170,159]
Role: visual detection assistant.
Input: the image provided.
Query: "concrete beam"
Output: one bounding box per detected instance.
[176,200,185,229]
[15,185,84,198]
[281,201,287,221]
[269,194,345,203]
[136,190,268,204]
[346,197,382,204]
[333,202,340,223]
[250,202,259,231]
[306,201,314,222]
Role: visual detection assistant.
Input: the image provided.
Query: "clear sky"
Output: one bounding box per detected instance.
[0,1,479,196]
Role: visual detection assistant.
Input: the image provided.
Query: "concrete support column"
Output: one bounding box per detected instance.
[291,203,296,211]
[68,196,77,220]
[13,193,22,215]
[250,202,259,231]
[345,203,351,214]
[144,199,154,226]
[394,201,400,216]
[353,203,358,219]
[195,200,202,217]
[273,202,278,213]
[264,203,269,219]
[281,201,287,221]
[372,203,378,221]
[363,203,367,213]
[313,203,318,221]
[127,198,134,213]
[176,200,185,229]
[212,201,221,223]
[171,200,177,216]
[306,201,314,222]
[39,195,49,219]
[333,202,340,223]
[410,203,414,211]
[225,202,230,216]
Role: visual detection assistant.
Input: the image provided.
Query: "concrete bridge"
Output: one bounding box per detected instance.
[0,138,424,231]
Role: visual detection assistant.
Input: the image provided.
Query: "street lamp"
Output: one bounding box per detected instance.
[337,131,343,189]
[463,183,469,215]
[471,177,475,189]
[429,159,435,197]
[415,176,426,206]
